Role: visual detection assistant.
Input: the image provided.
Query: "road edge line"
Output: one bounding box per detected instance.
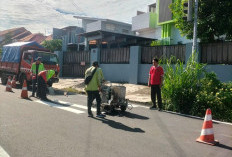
[162,110,232,126]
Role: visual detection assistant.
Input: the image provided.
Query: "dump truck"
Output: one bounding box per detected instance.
[0,41,60,86]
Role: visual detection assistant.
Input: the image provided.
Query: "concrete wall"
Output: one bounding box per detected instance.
[86,21,102,33]
[138,27,162,39]
[206,65,232,83]
[100,64,130,82]
[132,13,150,31]
[61,44,232,84]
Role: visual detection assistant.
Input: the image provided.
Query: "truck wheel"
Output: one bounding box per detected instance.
[1,77,7,85]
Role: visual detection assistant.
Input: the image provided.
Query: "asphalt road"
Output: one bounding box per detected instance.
[0,83,232,157]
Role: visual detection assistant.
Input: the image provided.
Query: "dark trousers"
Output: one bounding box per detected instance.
[32,78,37,96]
[37,76,47,100]
[151,85,162,109]
[87,91,101,115]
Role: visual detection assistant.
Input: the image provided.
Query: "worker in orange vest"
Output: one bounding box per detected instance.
[37,70,55,101]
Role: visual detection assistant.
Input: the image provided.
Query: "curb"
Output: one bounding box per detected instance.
[162,110,232,126]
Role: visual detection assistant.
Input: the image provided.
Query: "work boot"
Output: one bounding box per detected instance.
[96,114,106,118]
[88,112,93,117]
[150,106,157,110]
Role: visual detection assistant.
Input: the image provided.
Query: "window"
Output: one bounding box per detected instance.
[122,29,129,34]
[34,52,58,65]
[23,53,32,64]
[106,24,115,31]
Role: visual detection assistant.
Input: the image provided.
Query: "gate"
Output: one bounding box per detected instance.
[62,51,90,77]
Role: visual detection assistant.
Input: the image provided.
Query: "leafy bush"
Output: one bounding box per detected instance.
[161,55,232,122]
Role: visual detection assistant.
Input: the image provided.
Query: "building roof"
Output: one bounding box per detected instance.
[73,16,103,21]
[74,16,132,27]
[19,33,47,44]
[45,35,53,41]
[11,30,32,40]
[79,30,155,41]
[0,27,26,36]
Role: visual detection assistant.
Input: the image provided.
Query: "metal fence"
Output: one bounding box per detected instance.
[100,48,130,64]
[63,51,90,77]
[201,42,232,64]
[141,45,186,64]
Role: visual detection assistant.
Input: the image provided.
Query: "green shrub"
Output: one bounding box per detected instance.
[161,54,232,122]
[162,54,205,114]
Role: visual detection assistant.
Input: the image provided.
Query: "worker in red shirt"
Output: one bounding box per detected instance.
[37,70,55,101]
[148,58,164,111]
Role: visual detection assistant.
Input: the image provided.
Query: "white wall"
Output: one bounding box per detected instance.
[86,21,102,33]
[132,13,150,31]
[138,27,162,39]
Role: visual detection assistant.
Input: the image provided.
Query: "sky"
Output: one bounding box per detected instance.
[0,0,155,35]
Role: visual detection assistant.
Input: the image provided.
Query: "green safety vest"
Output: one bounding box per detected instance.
[31,62,45,75]
[46,70,55,81]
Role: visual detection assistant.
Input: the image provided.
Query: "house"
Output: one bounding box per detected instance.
[19,33,48,44]
[0,27,51,46]
[0,27,32,46]
[73,16,153,50]
[53,26,85,51]
[132,0,192,45]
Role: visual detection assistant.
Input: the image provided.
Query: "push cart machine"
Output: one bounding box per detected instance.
[100,81,129,113]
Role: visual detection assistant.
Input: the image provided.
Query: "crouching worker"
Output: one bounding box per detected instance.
[37,70,55,101]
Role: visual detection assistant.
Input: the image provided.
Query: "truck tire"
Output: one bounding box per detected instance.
[1,77,7,85]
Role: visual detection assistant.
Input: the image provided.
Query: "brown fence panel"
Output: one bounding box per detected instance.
[201,42,232,64]
[63,51,90,77]
[100,48,130,64]
[141,45,186,64]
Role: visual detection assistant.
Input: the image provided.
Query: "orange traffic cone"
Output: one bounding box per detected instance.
[196,108,219,145]
[12,75,17,88]
[21,80,28,99]
[6,76,13,92]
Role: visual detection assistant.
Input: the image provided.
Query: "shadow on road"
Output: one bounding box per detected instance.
[92,117,145,133]
[105,110,149,120]
[217,143,232,151]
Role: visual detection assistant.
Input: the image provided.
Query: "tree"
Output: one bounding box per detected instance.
[170,0,232,42]
[41,39,62,52]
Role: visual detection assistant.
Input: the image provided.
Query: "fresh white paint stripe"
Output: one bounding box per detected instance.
[35,100,85,114]
[54,100,97,112]
[204,114,212,121]
[132,104,149,109]
[200,128,214,135]
[0,146,10,157]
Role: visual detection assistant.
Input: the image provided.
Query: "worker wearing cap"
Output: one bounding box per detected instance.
[85,61,105,118]
[31,57,45,97]
[37,70,55,101]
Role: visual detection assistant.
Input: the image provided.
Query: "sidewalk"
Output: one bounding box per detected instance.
[53,78,151,104]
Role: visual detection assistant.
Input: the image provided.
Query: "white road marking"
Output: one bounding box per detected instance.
[131,104,149,109]
[54,100,97,112]
[35,100,85,114]
[0,146,10,157]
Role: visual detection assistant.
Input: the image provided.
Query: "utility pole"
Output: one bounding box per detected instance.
[192,0,198,54]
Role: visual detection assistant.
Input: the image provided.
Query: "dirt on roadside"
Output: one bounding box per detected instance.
[53,78,151,103]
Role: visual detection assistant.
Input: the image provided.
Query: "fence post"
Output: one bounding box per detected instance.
[129,46,141,84]
[90,48,100,65]
[55,51,63,77]
[186,42,201,63]
[185,43,193,62]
